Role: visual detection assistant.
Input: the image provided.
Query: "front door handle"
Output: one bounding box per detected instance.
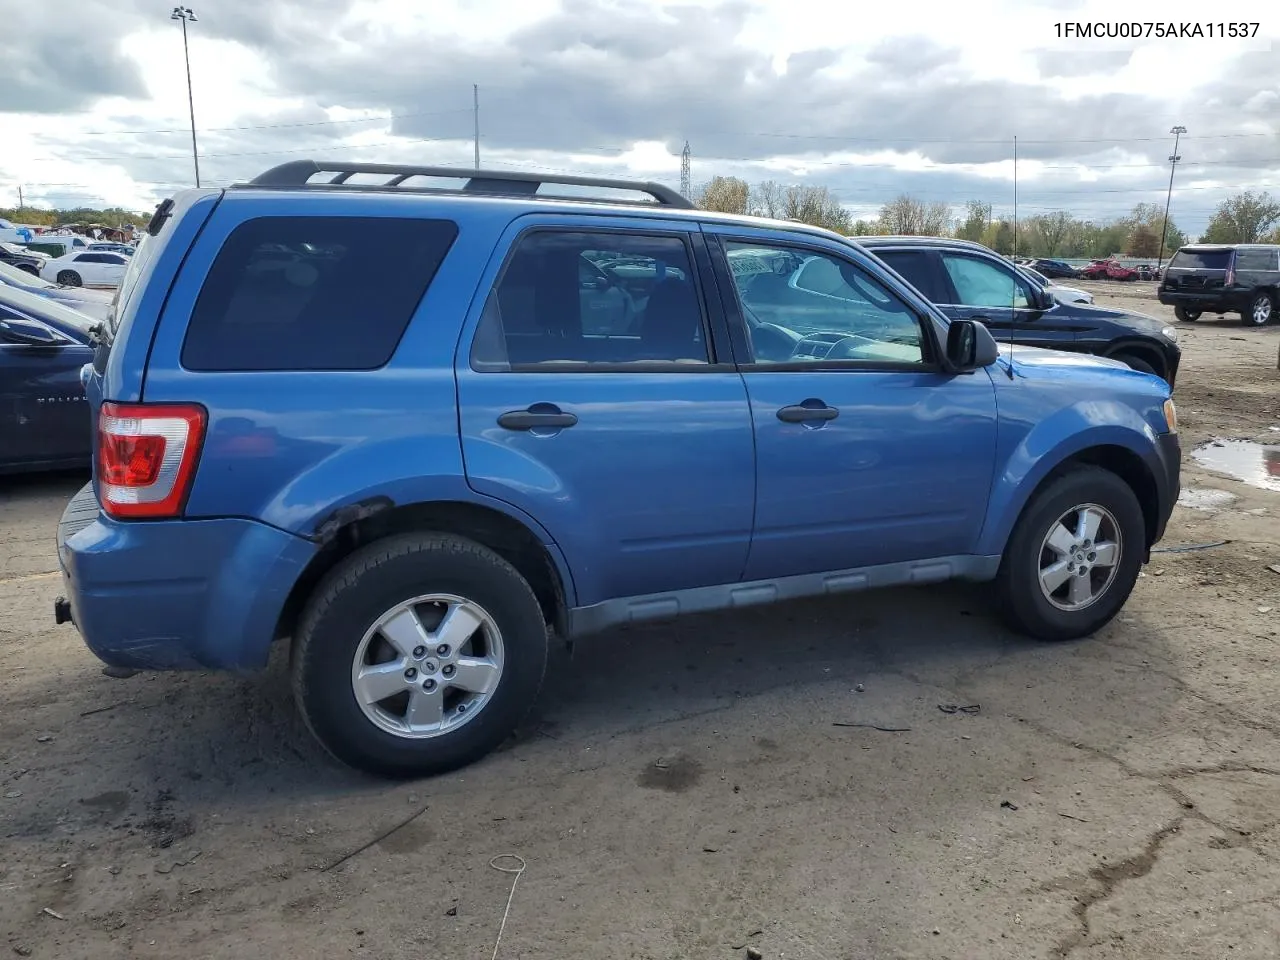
[777,401,838,423]
[497,404,578,431]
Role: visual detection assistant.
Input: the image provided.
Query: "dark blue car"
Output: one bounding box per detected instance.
[0,285,96,473]
[56,162,1180,778]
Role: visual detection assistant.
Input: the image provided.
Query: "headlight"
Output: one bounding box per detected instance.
[1161,325,1178,343]
[1162,398,1178,434]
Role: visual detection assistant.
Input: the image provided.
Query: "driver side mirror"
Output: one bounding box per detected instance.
[945,318,999,372]
[0,316,68,346]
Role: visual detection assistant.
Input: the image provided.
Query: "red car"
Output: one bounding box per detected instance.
[1082,259,1139,281]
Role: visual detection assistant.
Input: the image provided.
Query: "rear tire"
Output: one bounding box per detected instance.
[1173,305,1200,322]
[996,467,1146,642]
[291,533,549,778]
[56,270,82,287]
[1244,291,1275,327]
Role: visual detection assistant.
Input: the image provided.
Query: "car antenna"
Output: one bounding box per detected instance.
[1005,134,1017,380]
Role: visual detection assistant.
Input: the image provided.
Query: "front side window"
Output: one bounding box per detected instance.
[940,253,1032,309]
[723,241,925,365]
[471,230,707,369]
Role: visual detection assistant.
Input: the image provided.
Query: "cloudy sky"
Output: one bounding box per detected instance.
[4,0,1278,234]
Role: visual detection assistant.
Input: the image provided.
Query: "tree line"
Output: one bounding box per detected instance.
[0,206,149,229]
[695,176,1280,258]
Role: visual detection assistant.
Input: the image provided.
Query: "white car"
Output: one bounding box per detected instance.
[1019,265,1094,305]
[39,250,129,288]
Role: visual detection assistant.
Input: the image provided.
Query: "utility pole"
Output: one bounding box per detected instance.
[171,7,201,187]
[1157,125,1186,273]
[473,84,480,168]
[17,186,23,211]
[680,141,691,199]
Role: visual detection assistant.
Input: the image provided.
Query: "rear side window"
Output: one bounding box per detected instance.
[182,216,458,371]
[1170,249,1233,270]
[1236,248,1279,271]
[873,250,949,302]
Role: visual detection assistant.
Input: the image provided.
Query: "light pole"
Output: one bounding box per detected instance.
[1157,125,1186,274]
[171,6,201,187]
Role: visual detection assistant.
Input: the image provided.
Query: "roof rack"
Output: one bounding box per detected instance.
[242,160,694,209]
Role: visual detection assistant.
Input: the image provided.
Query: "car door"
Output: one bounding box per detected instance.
[455,217,756,606]
[705,229,998,581]
[0,308,93,468]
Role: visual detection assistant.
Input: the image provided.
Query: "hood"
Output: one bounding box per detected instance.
[1058,301,1168,337]
[1001,345,1129,376]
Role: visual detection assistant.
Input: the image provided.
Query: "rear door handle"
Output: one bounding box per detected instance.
[777,402,839,423]
[497,405,579,431]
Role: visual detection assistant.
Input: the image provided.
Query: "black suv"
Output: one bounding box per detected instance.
[0,242,46,275]
[1027,257,1079,279]
[1158,244,1280,326]
[857,236,1182,385]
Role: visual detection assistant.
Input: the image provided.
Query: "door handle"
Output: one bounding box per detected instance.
[777,402,838,423]
[497,405,579,431]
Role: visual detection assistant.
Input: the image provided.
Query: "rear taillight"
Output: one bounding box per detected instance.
[1226,253,1237,286]
[97,402,206,519]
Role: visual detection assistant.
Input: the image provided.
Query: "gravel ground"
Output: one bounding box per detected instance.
[4,281,1280,959]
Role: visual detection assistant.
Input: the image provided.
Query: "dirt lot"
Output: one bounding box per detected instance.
[4,282,1280,959]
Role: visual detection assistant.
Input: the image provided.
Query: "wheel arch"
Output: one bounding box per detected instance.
[1103,339,1169,380]
[275,499,575,645]
[979,429,1164,560]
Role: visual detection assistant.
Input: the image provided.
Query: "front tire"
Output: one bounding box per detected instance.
[1174,305,1200,322]
[1112,353,1159,378]
[1244,291,1275,327]
[56,270,82,286]
[291,533,549,778]
[996,467,1145,642]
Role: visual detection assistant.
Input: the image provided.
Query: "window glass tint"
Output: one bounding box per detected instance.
[471,230,706,369]
[724,241,924,365]
[1235,248,1279,271]
[873,250,947,302]
[1170,248,1233,270]
[941,254,1031,308]
[182,216,457,371]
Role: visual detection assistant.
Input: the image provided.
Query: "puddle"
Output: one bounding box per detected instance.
[1192,440,1280,492]
[1177,487,1239,511]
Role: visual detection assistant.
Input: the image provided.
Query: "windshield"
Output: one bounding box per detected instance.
[108,233,154,335]
[1170,249,1233,270]
[0,259,56,289]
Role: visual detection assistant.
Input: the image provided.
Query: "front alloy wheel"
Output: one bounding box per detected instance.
[1037,504,1121,612]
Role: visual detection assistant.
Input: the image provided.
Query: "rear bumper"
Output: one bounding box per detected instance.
[1157,289,1247,312]
[56,483,317,671]
[1152,431,1181,548]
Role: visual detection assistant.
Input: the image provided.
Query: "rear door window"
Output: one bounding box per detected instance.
[181,216,458,371]
[1236,248,1280,271]
[1170,249,1233,270]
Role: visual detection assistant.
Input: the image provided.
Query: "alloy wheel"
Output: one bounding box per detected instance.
[1037,503,1123,612]
[350,593,505,739]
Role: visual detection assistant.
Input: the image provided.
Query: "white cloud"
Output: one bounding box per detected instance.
[2,0,1278,234]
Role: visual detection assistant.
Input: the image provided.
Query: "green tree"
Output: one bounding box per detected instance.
[1024,211,1075,257]
[955,201,992,243]
[1202,191,1280,244]
[1126,223,1161,258]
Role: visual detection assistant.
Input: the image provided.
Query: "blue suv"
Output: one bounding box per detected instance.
[55,161,1180,777]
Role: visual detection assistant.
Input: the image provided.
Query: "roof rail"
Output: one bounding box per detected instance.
[243,160,694,209]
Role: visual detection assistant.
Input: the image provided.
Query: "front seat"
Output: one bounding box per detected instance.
[639,278,704,361]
